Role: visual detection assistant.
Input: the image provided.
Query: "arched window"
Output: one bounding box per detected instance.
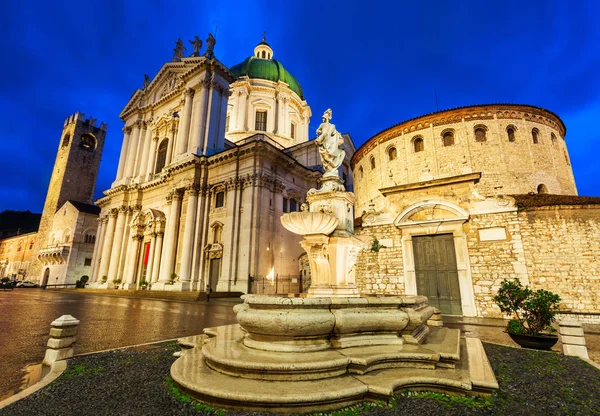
[474,126,487,142]
[62,134,71,147]
[155,139,168,173]
[261,51,266,59]
[413,137,424,153]
[537,184,549,194]
[532,128,540,144]
[506,126,516,142]
[370,156,376,170]
[551,133,557,145]
[63,231,70,243]
[388,146,397,161]
[442,131,455,147]
[79,133,96,151]
[358,166,364,179]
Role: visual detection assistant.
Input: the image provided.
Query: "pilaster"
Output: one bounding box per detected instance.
[176,88,195,157]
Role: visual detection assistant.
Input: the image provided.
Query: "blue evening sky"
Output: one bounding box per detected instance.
[0,0,598,212]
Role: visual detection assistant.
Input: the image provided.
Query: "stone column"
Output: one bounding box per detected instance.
[133,121,147,178]
[124,121,142,179]
[122,234,143,289]
[176,88,195,157]
[157,191,182,285]
[146,136,159,177]
[176,186,199,290]
[189,80,210,155]
[97,210,117,284]
[166,125,176,165]
[115,127,131,181]
[203,83,221,154]
[107,207,128,283]
[145,234,157,284]
[150,232,163,283]
[138,122,154,181]
[90,216,105,282]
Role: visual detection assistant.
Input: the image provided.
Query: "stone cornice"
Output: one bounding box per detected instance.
[379,172,482,196]
[352,104,567,168]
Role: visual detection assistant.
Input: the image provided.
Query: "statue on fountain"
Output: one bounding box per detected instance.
[309,109,347,194]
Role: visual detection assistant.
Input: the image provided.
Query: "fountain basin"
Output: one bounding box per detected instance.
[234,295,435,352]
[280,211,338,235]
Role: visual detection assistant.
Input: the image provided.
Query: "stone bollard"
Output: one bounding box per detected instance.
[43,315,80,366]
[559,320,589,360]
[427,307,444,327]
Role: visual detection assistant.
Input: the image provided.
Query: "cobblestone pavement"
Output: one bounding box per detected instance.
[0,289,237,400]
[443,316,600,364]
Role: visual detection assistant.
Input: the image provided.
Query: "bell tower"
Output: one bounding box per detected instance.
[30,112,107,280]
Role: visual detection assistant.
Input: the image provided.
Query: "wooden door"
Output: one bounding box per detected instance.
[208,258,221,291]
[413,234,462,315]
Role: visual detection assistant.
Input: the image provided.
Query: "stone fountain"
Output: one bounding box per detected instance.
[171,109,498,413]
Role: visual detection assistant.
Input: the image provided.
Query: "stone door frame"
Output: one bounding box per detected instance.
[395,200,477,317]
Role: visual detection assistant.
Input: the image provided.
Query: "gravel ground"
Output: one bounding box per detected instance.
[2,342,599,416]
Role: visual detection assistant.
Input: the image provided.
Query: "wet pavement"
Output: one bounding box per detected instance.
[0,289,237,400]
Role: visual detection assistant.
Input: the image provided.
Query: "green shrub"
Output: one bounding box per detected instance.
[494,278,561,336]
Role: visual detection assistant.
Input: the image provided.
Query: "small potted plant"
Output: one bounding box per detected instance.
[101,275,107,284]
[493,278,561,350]
[139,280,149,290]
[112,278,122,289]
[168,273,178,285]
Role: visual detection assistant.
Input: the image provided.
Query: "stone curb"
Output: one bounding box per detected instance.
[0,360,67,410]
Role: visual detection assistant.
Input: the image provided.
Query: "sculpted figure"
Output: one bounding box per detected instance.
[189,36,203,56]
[173,38,186,61]
[315,109,345,178]
[204,33,216,59]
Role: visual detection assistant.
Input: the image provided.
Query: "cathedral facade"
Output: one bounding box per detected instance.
[90,38,354,293]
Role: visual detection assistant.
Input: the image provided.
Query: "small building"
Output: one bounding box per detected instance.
[0,232,37,281]
[38,200,100,286]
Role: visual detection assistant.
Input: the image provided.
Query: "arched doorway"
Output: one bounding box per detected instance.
[42,268,50,287]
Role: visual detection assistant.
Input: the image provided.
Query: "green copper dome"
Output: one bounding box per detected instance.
[230,56,305,100]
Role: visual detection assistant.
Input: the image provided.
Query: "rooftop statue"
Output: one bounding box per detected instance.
[173,38,186,62]
[204,33,216,59]
[189,36,203,57]
[315,109,345,179]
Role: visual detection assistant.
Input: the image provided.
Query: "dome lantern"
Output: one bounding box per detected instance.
[254,33,273,60]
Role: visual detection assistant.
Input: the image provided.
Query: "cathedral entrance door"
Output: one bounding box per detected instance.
[208,258,221,291]
[413,234,462,315]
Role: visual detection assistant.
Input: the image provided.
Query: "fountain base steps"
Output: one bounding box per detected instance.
[172,324,498,413]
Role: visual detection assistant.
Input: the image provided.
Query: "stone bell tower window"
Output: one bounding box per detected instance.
[79,133,96,151]
[537,184,549,194]
[62,134,71,147]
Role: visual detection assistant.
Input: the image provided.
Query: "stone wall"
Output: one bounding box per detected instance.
[464,211,528,317]
[518,206,600,319]
[355,224,404,295]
